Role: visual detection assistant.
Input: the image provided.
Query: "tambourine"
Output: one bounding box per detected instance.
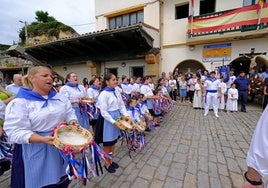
[117,116,134,132]
[144,112,153,121]
[53,123,93,153]
[134,119,147,132]
[80,97,95,104]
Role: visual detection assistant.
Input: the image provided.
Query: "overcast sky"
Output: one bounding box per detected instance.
[0,0,95,45]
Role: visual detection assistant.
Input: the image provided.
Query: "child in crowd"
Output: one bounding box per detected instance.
[179,76,187,102]
[193,78,203,109]
[226,83,238,112]
[153,88,163,126]
[219,76,227,111]
[126,97,140,123]
[137,94,153,131]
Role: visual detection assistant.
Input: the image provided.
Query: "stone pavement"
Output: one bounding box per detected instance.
[0,102,263,188]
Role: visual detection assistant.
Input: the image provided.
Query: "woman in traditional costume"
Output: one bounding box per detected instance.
[4,66,77,188]
[97,73,128,173]
[59,72,89,129]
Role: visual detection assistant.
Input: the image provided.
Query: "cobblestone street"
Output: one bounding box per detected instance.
[0,102,263,188]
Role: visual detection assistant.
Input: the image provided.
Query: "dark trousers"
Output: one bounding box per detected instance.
[263,95,268,110]
[169,89,177,101]
[238,90,248,112]
[189,90,195,103]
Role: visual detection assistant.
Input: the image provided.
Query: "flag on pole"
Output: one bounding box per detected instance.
[258,0,263,7]
[257,0,264,29]
[188,0,194,37]
[257,0,263,13]
[189,0,194,17]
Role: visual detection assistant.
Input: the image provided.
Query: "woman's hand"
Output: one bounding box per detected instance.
[29,133,54,145]
[42,136,55,145]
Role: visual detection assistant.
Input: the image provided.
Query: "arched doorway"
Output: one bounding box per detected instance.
[255,56,268,72]
[229,56,250,76]
[229,55,268,76]
[174,59,206,74]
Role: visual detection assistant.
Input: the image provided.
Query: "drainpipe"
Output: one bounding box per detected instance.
[159,0,164,77]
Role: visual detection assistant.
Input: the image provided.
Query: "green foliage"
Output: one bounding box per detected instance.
[0,44,10,50]
[5,60,14,67]
[19,10,77,45]
[48,28,59,36]
[35,10,56,23]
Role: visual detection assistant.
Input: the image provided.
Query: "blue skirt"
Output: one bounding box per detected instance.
[12,131,68,188]
[73,107,89,129]
[103,110,121,142]
[180,89,187,97]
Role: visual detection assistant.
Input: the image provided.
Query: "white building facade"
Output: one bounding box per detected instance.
[94,0,268,78]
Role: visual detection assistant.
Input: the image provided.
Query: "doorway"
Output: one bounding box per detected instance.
[105,68,118,77]
[130,66,144,77]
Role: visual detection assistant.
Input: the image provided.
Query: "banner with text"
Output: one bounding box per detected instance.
[202,43,232,62]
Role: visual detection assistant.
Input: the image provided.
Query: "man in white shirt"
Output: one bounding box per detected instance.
[203,71,222,117]
[6,74,23,96]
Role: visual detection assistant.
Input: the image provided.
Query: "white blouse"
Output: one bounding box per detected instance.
[133,83,141,93]
[140,84,154,98]
[87,87,100,101]
[228,88,238,99]
[59,84,87,103]
[121,83,131,95]
[4,93,76,144]
[204,79,221,90]
[98,89,128,124]
[246,106,268,178]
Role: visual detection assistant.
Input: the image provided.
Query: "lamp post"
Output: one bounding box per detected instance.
[19,20,28,44]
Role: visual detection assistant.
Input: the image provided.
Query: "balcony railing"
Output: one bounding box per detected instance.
[187,3,268,38]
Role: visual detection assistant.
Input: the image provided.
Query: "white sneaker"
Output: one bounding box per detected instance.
[204,113,208,116]
[215,114,219,118]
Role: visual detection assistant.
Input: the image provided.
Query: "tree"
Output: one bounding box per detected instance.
[35,10,56,23]
[18,10,77,45]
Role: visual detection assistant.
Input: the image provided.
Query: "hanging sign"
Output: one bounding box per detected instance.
[202,43,232,62]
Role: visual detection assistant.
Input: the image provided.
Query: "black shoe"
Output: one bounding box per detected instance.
[104,165,116,173]
[111,162,119,169]
[145,128,151,132]
[155,124,160,127]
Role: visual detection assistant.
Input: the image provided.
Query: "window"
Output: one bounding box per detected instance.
[200,0,215,15]
[122,14,129,26]
[130,12,137,25]
[175,4,189,20]
[116,17,122,27]
[109,18,116,29]
[137,10,144,22]
[109,10,144,29]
